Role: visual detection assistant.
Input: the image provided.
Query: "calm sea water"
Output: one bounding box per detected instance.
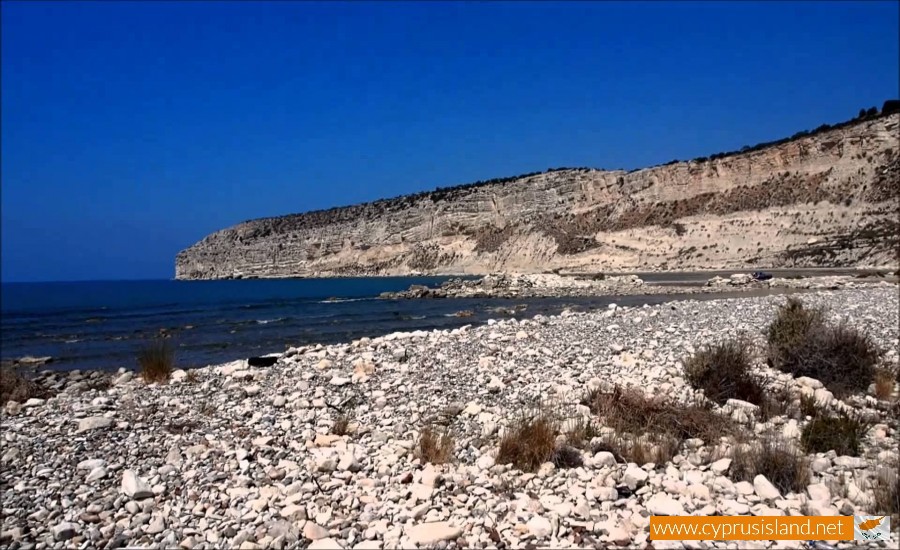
[1,277,805,372]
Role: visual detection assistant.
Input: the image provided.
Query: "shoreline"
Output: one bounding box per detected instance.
[2,287,898,548]
[5,275,896,376]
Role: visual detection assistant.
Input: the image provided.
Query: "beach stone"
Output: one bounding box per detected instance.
[710,458,731,474]
[309,538,343,550]
[121,470,154,499]
[646,493,685,516]
[594,452,617,467]
[303,523,329,541]
[77,458,106,471]
[623,465,648,489]
[807,484,831,502]
[527,516,552,538]
[52,522,78,541]
[406,522,462,545]
[77,416,113,432]
[86,467,107,482]
[753,475,781,500]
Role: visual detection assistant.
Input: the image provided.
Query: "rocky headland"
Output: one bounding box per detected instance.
[176,112,899,280]
[2,288,898,549]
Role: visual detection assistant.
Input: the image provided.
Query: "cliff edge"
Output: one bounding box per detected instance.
[176,113,899,280]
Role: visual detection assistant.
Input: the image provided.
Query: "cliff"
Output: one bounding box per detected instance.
[176,114,899,280]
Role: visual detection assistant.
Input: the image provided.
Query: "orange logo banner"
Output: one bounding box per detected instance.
[650,516,854,541]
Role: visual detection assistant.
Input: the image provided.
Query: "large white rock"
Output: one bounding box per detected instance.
[405,522,462,545]
[77,458,106,471]
[753,475,781,500]
[526,516,553,538]
[806,501,839,516]
[806,483,831,502]
[121,470,154,499]
[303,522,329,541]
[594,452,617,467]
[77,416,113,433]
[709,458,731,474]
[646,493,685,516]
[623,465,649,489]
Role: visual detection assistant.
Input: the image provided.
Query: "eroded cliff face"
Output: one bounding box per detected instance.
[176,115,899,280]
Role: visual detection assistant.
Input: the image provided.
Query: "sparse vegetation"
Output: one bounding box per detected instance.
[138,338,174,383]
[0,366,51,406]
[565,416,602,449]
[332,414,351,436]
[766,298,881,397]
[871,468,899,521]
[684,339,764,406]
[874,368,895,400]
[595,433,680,466]
[497,413,559,472]
[581,385,733,465]
[415,426,454,465]
[184,370,200,384]
[550,445,584,468]
[801,411,870,456]
[799,393,819,417]
[730,438,810,494]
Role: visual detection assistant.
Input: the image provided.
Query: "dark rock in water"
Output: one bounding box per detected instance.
[248,356,277,367]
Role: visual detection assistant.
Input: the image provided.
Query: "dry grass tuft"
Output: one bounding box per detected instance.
[583,385,730,444]
[184,370,201,384]
[872,468,899,521]
[497,413,558,472]
[415,426,454,465]
[596,434,679,466]
[684,338,764,406]
[874,368,895,400]
[766,298,881,397]
[0,366,51,406]
[799,393,819,417]
[138,339,174,383]
[565,417,602,449]
[800,410,870,456]
[332,414,351,436]
[730,437,810,494]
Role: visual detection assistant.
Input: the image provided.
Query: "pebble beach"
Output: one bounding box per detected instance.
[1,287,898,549]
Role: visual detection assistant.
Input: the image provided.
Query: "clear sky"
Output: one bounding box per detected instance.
[2,1,898,282]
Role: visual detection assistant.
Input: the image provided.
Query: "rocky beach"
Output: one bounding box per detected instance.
[378,272,898,300]
[2,286,898,549]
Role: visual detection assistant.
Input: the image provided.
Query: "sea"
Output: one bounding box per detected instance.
[0,276,817,372]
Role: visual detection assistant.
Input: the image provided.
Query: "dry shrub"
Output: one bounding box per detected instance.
[766,298,881,397]
[138,339,174,383]
[551,445,584,468]
[497,413,558,472]
[415,426,454,465]
[184,370,200,384]
[800,411,870,456]
[874,368,895,400]
[872,468,899,521]
[332,414,351,436]
[0,366,51,406]
[583,385,730,444]
[730,438,810,494]
[565,417,602,449]
[799,393,819,417]
[596,433,679,466]
[684,338,764,406]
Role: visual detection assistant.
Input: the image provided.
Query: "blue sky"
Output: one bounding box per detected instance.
[2,1,898,282]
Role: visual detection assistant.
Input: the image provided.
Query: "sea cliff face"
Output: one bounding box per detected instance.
[176,115,899,280]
